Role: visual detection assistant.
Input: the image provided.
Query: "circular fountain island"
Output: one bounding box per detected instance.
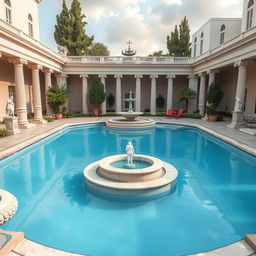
[107,91,155,130]
[84,142,178,197]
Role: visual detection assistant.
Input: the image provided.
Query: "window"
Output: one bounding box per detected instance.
[200,32,204,55]
[220,24,225,44]
[247,0,254,30]
[194,37,197,57]
[28,14,33,37]
[124,92,135,110]
[5,0,12,24]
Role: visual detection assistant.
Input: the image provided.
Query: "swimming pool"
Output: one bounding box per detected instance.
[1,123,256,256]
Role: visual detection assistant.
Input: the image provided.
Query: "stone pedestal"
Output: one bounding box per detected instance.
[227,111,245,129]
[4,117,20,135]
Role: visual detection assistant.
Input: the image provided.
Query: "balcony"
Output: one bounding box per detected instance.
[63,56,194,65]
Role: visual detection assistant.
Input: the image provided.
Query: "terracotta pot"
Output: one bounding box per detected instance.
[55,113,63,120]
[208,115,218,122]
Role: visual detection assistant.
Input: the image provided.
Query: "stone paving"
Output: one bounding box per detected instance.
[0,116,255,256]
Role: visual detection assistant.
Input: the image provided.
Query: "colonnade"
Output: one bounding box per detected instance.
[6,57,56,129]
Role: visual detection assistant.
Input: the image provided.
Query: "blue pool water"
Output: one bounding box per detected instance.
[110,160,152,169]
[1,123,256,256]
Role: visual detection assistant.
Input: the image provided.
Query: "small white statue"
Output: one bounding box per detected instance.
[5,96,15,117]
[57,45,69,56]
[126,141,135,168]
[234,97,243,112]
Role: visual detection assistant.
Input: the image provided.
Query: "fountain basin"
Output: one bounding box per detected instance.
[118,112,143,121]
[107,117,156,129]
[84,154,178,197]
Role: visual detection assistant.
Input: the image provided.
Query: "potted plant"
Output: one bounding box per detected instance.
[178,88,197,113]
[206,81,224,122]
[107,93,115,112]
[89,78,106,116]
[156,95,166,113]
[47,85,69,119]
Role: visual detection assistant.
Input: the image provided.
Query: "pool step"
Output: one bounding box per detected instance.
[245,234,256,251]
[0,229,23,256]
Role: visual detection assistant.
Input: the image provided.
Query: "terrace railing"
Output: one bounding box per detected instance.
[64,56,194,65]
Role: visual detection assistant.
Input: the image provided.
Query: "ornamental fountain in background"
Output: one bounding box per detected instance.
[106,91,155,130]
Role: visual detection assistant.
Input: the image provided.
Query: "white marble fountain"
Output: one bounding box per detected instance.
[84,142,178,197]
[106,91,155,129]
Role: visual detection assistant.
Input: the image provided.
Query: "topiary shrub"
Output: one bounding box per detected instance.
[156,95,166,112]
[89,79,106,116]
[206,81,224,115]
[107,93,115,112]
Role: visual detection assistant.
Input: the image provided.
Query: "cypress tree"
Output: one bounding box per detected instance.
[167,25,180,56]
[179,17,192,57]
[68,0,94,56]
[54,0,72,47]
[167,17,192,57]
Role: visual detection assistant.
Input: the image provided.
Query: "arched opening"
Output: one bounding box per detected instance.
[247,0,254,30]
[200,32,204,55]
[28,14,33,37]
[4,0,12,24]
[220,24,226,44]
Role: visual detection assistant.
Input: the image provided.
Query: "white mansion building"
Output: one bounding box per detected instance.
[0,0,255,129]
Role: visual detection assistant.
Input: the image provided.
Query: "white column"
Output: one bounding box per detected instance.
[135,74,142,112]
[8,58,35,129]
[166,75,175,110]
[208,70,218,86]
[150,74,158,115]
[114,74,122,112]
[198,72,206,115]
[43,68,53,115]
[228,61,248,129]
[99,74,107,114]
[28,64,46,124]
[80,75,89,114]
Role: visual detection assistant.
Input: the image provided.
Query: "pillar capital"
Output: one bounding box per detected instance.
[98,74,107,79]
[207,69,219,75]
[187,74,198,79]
[8,58,28,66]
[114,74,123,79]
[28,63,43,70]
[150,74,158,79]
[43,68,53,74]
[234,60,252,68]
[80,74,89,79]
[199,72,206,77]
[166,75,175,79]
[134,74,143,79]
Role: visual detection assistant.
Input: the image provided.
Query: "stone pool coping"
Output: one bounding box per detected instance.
[0,117,255,256]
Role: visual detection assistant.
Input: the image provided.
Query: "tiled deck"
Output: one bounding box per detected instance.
[0,117,255,256]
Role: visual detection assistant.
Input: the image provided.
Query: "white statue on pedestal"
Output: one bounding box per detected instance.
[234,97,243,112]
[126,141,135,168]
[5,96,15,117]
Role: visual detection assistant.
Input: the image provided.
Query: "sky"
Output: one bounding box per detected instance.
[38,0,244,56]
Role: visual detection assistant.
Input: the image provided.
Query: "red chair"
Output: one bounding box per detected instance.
[165,109,174,117]
[173,109,184,118]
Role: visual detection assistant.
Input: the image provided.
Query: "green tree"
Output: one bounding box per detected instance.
[69,0,94,56]
[178,88,197,113]
[89,79,106,112]
[54,0,94,56]
[148,50,167,57]
[87,42,110,56]
[107,93,115,111]
[167,17,191,57]
[156,95,166,112]
[54,0,72,48]
[167,25,180,56]
[206,82,224,114]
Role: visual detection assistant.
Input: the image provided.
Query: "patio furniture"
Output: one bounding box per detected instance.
[173,109,184,118]
[166,109,174,117]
